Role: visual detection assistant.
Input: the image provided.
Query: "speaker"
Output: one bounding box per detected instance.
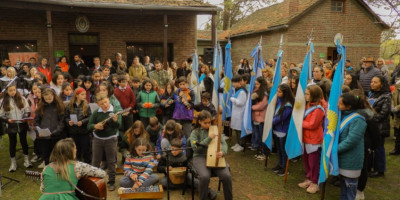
[202,47,214,66]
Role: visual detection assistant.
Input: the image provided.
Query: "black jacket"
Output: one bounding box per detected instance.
[69,62,90,79]
[369,90,392,137]
[157,152,187,174]
[34,102,65,139]
[64,102,91,135]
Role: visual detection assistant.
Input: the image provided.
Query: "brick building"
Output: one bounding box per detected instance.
[0,0,219,70]
[220,0,389,67]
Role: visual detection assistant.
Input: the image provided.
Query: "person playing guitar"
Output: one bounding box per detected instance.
[40,138,105,200]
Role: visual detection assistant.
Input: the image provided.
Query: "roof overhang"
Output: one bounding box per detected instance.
[230,24,289,39]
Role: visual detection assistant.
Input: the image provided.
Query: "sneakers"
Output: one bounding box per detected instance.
[276,169,287,176]
[231,143,240,149]
[9,157,17,172]
[38,161,45,169]
[108,183,116,191]
[233,145,244,152]
[24,155,33,168]
[306,183,319,194]
[355,190,365,200]
[271,165,282,173]
[30,155,38,163]
[298,179,312,189]
[222,135,230,141]
[256,154,266,161]
[389,149,400,155]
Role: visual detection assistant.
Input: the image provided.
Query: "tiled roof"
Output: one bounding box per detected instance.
[69,0,215,7]
[220,0,388,38]
[197,30,226,41]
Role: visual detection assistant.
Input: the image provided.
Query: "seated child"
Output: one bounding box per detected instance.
[156,120,186,159]
[146,116,163,147]
[119,138,159,189]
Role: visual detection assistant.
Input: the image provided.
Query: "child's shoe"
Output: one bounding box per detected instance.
[298,179,312,189]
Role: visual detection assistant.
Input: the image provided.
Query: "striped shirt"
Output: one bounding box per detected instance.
[123,155,155,185]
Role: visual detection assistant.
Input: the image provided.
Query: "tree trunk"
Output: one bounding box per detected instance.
[223,0,232,30]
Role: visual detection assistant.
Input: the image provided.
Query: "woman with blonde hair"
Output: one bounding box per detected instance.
[376,58,388,79]
[40,138,105,200]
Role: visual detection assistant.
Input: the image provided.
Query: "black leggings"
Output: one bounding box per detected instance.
[8,130,29,157]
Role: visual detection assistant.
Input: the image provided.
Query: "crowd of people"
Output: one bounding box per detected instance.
[0,52,397,200]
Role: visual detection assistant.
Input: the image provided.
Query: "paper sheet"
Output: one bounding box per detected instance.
[36,127,52,137]
[70,114,78,124]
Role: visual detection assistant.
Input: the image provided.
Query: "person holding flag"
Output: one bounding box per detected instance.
[230,75,247,152]
[222,42,234,141]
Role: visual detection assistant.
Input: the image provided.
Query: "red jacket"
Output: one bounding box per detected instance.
[114,87,136,111]
[251,95,268,123]
[37,65,52,83]
[302,103,325,144]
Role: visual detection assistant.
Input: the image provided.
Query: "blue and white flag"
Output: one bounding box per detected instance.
[262,50,283,150]
[241,41,264,138]
[285,42,314,159]
[191,50,200,104]
[222,42,234,121]
[212,43,222,108]
[318,40,346,184]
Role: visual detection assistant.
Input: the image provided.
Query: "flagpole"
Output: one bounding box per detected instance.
[283,159,290,183]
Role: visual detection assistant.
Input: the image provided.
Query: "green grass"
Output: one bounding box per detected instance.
[1,134,400,200]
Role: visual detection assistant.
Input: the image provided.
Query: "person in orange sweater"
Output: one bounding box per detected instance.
[57,56,69,72]
[37,58,52,83]
[298,85,326,194]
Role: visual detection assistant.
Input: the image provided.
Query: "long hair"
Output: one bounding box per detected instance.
[129,138,151,157]
[195,110,212,128]
[59,82,72,100]
[372,75,390,93]
[306,85,323,105]
[346,73,363,91]
[51,72,64,86]
[36,88,65,117]
[141,79,154,92]
[277,84,294,116]
[290,76,299,95]
[164,120,184,141]
[68,88,89,116]
[49,138,75,181]
[2,84,25,112]
[340,93,366,110]
[253,76,268,104]
[126,120,150,146]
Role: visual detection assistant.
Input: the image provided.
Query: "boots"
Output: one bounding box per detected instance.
[390,134,400,155]
[24,155,33,168]
[9,157,17,172]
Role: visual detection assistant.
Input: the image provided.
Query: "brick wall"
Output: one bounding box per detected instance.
[0,8,195,65]
[231,0,385,67]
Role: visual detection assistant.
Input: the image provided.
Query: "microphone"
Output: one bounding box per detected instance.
[192,140,207,148]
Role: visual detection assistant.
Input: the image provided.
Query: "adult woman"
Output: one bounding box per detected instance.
[117,61,129,74]
[57,56,69,72]
[368,75,391,177]
[128,56,147,81]
[309,66,331,100]
[237,58,252,75]
[40,138,105,200]
[176,61,191,79]
[376,58,388,78]
[0,67,17,91]
[344,73,363,91]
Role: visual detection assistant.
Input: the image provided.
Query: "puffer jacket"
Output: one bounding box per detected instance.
[251,94,268,123]
[64,102,91,135]
[0,97,31,134]
[272,98,292,134]
[369,90,392,137]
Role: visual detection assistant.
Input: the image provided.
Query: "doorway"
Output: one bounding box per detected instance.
[69,33,99,68]
[327,47,338,63]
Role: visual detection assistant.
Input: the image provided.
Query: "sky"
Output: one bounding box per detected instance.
[197,0,398,35]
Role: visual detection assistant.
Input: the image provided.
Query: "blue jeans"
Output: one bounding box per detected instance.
[374,136,386,173]
[251,123,264,149]
[340,176,358,200]
[274,134,287,168]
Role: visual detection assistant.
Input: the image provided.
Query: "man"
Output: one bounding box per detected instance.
[143,56,154,74]
[88,93,122,191]
[92,57,102,71]
[149,60,170,88]
[2,58,11,68]
[112,53,122,69]
[28,57,37,68]
[69,54,89,79]
[359,57,382,95]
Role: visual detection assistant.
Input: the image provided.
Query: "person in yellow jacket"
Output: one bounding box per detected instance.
[129,56,147,81]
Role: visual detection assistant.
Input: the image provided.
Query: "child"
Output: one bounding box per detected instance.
[40,138,105,200]
[120,120,151,159]
[27,82,43,163]
[119,138,159,189]
[194,92,217,120]
[189,110,232,200]
[271,84,294,176]
[50,72,64,96]
[95,82,123,112]
[298,85,325,193]
[92,70,102,87]
[59,82,73,102]
[241,74,251,92]
[160,82,175,124]
[337,93,367,199]
[230,75,247,152]
[34,88,65,166]
[111,74,119,88]
[157,138,198,189]
[87,93,122,191]
[136,79,160,128]
[114,74,136,134]
[130,77,141,122]
[0,84,32,172]
[173,76,195,138]
[156,120,186,159]
[73,78,83,89]
[65,88,92,163]
[146,116,163,146]
[102,65,112,83]
[82,76,95,103]
[251,77,269,160]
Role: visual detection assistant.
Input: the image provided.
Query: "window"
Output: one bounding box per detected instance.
[331,1,344,12]
[0,40,38,67]
[126,42,173,66]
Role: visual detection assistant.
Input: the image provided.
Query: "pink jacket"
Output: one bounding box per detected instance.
[251,95,268,123]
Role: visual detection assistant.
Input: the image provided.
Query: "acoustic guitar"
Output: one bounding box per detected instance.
[25,170,107,200]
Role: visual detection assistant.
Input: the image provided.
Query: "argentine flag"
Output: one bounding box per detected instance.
[191,50,200,104]
[241,42,264,137]
[212,43,222,108]
[262,50,283,150]
[222,42,234,120]
[285,42,314,159]
[318,41,346,184]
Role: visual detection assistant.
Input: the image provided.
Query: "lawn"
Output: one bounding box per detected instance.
[0,133,399,200]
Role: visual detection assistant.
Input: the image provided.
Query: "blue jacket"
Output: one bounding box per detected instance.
[338,110,367,170]
[272,98,292,134]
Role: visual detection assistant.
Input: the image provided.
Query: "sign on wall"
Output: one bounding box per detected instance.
[75,16,90,33]
[8,52,39,66]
